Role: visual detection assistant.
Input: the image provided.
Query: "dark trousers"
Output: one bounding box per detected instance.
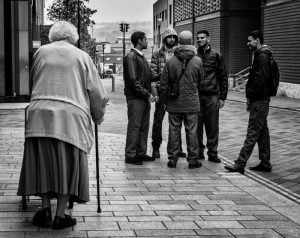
[152,102,183,151]
[197,94,219,158]
[168,113,199,164]
[125,99,150,159]
[235,99,271,168]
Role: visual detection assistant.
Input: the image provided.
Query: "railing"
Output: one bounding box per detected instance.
[229,67,250,91]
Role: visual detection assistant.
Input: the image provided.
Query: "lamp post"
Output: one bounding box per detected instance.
[157,18,162,49]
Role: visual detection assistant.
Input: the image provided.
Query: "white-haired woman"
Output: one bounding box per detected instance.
[17,21,108,230]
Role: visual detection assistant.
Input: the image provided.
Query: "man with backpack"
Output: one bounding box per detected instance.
[196,30,228,163]
[225,30,276,174]
[159,31,204,169]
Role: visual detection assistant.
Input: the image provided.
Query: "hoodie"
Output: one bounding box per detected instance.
[246,45,273,102]
[160,45,204,113]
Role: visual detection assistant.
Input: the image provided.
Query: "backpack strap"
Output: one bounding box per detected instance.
[178,57,192,81]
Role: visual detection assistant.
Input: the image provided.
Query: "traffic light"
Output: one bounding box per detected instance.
[119,23,124,32]
[125,23,129,32]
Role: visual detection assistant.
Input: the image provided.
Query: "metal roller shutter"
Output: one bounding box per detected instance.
[264,0,300,84]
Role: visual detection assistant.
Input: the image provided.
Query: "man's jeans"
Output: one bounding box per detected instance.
[125,99,150,159]
[152,102,183,152]
[168,113,199,164]
[197,94,219,158]
[235,99,271,168]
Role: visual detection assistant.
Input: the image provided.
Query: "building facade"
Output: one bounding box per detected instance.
[262,0,300,97]
[172,0,261,74]
[153,0,300,96]
[0,0,44,101]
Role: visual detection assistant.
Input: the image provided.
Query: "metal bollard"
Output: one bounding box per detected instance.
[111,75,115,92]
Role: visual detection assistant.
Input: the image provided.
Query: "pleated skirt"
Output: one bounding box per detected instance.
[17,137,89,203]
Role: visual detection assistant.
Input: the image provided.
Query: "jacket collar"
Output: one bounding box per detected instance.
[132,48,144,56]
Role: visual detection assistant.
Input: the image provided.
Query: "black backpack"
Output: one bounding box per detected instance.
[268,56,280,97]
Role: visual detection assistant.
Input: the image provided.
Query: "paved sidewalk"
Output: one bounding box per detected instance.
[0,76,300,237]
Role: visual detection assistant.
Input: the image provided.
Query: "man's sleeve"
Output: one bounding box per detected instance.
[126,53,151,100]
[150,51,160,82]
[217,53,228,100]
[159,63,169,105]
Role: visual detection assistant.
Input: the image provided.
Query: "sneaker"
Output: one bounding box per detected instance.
[53,214,76,230]
[138,155,155,161]
[125,157,143,165]
[167,161,177,168]
[249,163,272,172]
[208,156,221,163]
[152,149,160,159]
[178,151,187,157]
[188,161,202,169]
[32,207,52,227]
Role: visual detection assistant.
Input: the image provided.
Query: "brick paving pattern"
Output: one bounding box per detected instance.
[0,76,300,237]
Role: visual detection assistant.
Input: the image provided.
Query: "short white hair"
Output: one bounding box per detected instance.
[48,21,79,45]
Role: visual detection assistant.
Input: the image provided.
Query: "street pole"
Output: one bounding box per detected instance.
[77,0,80,48]
[102,44,105,76]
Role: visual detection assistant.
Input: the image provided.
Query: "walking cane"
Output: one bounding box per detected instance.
[95,124,101,213]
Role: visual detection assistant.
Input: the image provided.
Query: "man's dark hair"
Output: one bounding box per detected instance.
[131,31,146,47]
[249,30,264,44]
[196,30,209,36]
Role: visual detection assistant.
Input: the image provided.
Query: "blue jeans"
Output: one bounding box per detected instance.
[235,99,271,168]
[125,99,150,159]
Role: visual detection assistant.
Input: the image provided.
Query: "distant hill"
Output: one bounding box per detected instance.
[92,21,153,43]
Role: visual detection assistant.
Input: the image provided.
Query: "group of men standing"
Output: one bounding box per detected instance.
[123,28,274,174]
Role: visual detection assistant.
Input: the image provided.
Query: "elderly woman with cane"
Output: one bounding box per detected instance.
[17,21,108,230]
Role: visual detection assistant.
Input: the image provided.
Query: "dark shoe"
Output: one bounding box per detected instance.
[178,151,187,157]
[208,156,221,163]
[53,214,76,230]
[224,164,244,174]
[199,154,205,160]
[138,154,155,161]
[188,161,202,169]
[167,161,177,168]
[125,157,143,165]
[152,149,160,159]
[249,163,272,172]
[32,207,52,227]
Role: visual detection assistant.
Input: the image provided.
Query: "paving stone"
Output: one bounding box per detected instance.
[88,230,135,237]
[140,204,192,211]
[118,221,165,230]
[194,228,232,236]
[163,221,199,229]
[201,215,257,221]
[74,221,119,231]
[0,232,25,238]
[25,231,88,237]
[128,215,172,222]
[0,223,37,232]
[134,229,196,237]
[195,221,244,229]
[275,228,300,238]
[240,221,300,229]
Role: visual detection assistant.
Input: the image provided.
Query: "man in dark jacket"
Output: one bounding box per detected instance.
[196,30,228,163]
[225,30,273,174]
[150,28,186,159]
[160,31,204,169]
[124,31,155,165]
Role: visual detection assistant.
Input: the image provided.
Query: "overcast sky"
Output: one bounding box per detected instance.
[45,0,157,23]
